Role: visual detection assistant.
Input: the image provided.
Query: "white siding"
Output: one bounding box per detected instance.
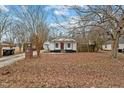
[43,41,77,51]
[73,43,77,51]
[118,44,124,49]
[64,42,77,51]
[43,41,50,51]
[53,42,61,50]
[64,42,77,50]
[49,42,55,51]
[102,44,111,50]
[102,44,124,50]
[64,42,73,50]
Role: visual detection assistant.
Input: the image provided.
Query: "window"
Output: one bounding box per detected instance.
[55,43,59,48]
[67,43,71,48]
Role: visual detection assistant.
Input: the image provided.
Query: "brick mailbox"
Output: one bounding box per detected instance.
[25,42,33,59]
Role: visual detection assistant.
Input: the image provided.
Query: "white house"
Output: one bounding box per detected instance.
[102,37,124,52]
[43,38,77,52]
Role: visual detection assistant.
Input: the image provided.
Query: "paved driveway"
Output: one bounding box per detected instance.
[0,51,38,68]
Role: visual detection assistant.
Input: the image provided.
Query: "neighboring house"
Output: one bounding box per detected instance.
[102,37,124,51]
[1,42,21,55]
[43,38,77,52]
[102,43,111,51]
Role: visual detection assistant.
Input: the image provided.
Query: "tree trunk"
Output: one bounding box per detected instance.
[19,43,22,53]
[19,47,21,53]
[0,37,2,57]
[36,44,41,57]
[0,44,2,57]
[36,48,40,57]
[23,43,28,52]
[111,37,119,59]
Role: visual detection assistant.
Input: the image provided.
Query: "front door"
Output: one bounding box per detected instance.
[61,42,64,50]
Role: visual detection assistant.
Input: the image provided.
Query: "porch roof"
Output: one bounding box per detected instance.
[52,38,76,42]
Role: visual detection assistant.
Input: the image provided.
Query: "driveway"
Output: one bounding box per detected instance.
[0,51,38,68]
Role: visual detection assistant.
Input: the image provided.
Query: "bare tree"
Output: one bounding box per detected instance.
[52,5,124,58]
[0,13,10,56]
[72,5,124,59]
[31,23,49,56]
[8,22,28,52]
[12,6,49,57]
[88,26,108,51]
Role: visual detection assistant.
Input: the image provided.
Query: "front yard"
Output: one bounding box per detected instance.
[0,52,124,87]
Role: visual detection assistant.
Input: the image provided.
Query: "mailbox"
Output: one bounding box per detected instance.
[25,42,33,59]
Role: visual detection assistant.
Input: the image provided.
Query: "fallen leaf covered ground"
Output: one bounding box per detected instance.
[0,52,124,88]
